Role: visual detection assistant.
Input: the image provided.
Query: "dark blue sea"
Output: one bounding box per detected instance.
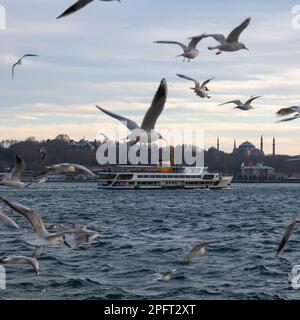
[0,183,300,300]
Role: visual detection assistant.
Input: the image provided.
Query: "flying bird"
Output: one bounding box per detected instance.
[57,0,121,19]
[0,208,20,229]
[219,96,262,111]
[205,17,251,55]
[35,163,94,180]
[180,241,222,264]
[96,79,168,144]
[40,147,47,160]
[0,155,30,188]
[12,54,38,79]
[277,220,300,257]
[154,34,207,62]
[177,74,214,99]
[0,256,40,275]
[63,222,100,247]
[0,197,79,247]
[277,106,300,123]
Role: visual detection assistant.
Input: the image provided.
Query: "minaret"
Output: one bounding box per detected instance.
[260,135,264,153]
[273,137,276,156]
[233,139,237,151]
[217,137,220,151]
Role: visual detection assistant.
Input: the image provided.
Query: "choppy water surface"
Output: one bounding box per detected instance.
[0,183,300,300]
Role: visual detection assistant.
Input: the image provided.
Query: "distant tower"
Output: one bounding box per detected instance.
[217,137,220,151]
[233,139,237,151]
[260,135,264,153]
[273,137,276,156]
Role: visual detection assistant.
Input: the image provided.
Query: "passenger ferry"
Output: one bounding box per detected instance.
[97,166,233,190]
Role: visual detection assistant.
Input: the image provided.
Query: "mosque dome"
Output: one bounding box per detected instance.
[239,141,255,150]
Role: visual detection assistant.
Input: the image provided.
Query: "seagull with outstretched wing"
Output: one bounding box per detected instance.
[177,74,214,98]
[12,54,38,79]
[0,155,30,188]
[154,33,207,62]
[96,79,168,145]
[219,96,262,111]
[205,17,251,55]
[277,106,300,123]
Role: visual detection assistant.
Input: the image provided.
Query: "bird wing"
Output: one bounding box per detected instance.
[0,211,20,229]
[141,79,168,131]
[96,106,140,131]
[0,197,48,236]
[177,74,200,87]
[204,34,226,45]
[72,164,94,176]
[245,96,262,104]
[154,41,187,51]
[227,17,251,43]
[21,54,39,60]
[57,0,94,19]
[187,33,207,50]
[11,63,18,79]
[191,240,221,253]
[10,155,25,181]
[34,167,52,180]
[219,100,242,106]
[277,107,300,117]
[277,221,299,257]
[277,114,300,122]
[200,77,215,90]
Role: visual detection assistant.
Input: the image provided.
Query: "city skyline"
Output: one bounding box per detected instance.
[0,0,300,155]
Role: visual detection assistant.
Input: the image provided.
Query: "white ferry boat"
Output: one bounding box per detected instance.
[97,166,233,190]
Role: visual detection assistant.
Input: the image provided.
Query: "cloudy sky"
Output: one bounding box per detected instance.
[0,0,300,155]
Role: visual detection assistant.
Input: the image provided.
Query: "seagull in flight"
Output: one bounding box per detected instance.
[154,34,207,62]
[177,74,214,99]
[277,107,300,122]
[219,96,262,111]
[0,256,40,275]
[96,79,168,145]
[205,17,251,55]
[57,0,121,19]
[180,241,222,264]
[12,54,38,79]
[276,220,300,257]
[0,155,30,188]
[0,197,88,247]
[35,163,94,180]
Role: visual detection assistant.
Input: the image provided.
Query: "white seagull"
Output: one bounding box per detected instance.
[155,270,176,282]
[219,96,262,111]
[96,79,168,144]
[180,241,222,264]
[57,0,121,19]
[205,17,251,55]
[154,34,207,62]
[277,220,300,257]
[277,107,300,122]
[177,74,214,99]
[0,155,30,188]
[0,197,76,247]
[12,54,39,79]
[35,163,94,179]
[0,207,20,229]
[63,223,100,247]
[0,256,40,275]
